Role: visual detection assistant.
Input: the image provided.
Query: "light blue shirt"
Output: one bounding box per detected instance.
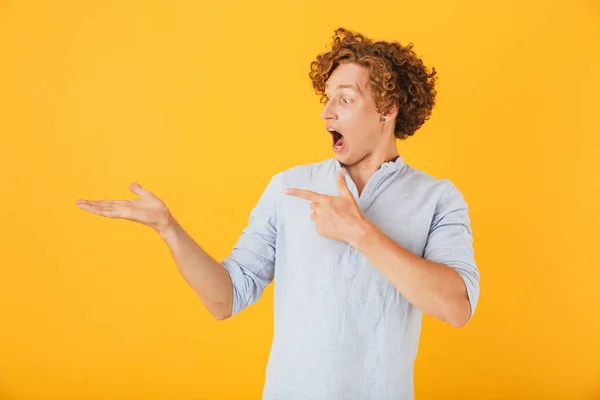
[221,156,480,400]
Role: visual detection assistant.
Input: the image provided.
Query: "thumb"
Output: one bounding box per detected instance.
[130,182,149,197]
[336,168,352,198]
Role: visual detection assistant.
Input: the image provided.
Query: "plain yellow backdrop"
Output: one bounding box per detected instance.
[1,0,599,399]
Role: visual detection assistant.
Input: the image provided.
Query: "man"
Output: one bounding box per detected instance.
[76,28,480,400]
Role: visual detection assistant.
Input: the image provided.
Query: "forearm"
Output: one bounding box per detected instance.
[353,219,471,328]
[159,216,233,320]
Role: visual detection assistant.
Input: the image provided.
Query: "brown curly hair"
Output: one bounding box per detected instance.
[309,28,437,139]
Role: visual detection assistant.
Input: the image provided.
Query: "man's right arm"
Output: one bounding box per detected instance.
[159,217,234,320]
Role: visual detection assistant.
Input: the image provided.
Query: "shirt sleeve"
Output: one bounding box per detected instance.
[220,173,281,317]
[422,180,480,322]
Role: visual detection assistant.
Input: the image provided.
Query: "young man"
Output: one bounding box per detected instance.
[76,28,480,400]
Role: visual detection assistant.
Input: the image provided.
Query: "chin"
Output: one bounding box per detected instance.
[334,153,354,167]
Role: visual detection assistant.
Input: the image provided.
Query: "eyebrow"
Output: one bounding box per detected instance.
[325,82,363,96]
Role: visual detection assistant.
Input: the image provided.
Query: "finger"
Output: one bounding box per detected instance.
[336,168,352,198]
[76,200,129,206]
[285,188,328,202]
[130,182,151,198]
[77,201,129,219]
[76,200,131,211]
[77,202,113,217]
[76,202,110,217]
[310,202,321,211]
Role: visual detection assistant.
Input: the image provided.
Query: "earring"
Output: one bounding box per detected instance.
[381,117,386,122]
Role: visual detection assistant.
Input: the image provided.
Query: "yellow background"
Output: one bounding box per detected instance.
[1,1,599,399]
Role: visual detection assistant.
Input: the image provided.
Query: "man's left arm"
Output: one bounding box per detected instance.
[354,181,480,328]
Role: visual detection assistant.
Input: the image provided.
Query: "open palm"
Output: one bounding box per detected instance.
[75,183,172,233]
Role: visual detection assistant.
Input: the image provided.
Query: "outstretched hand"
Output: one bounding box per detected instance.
[284,168,367,245]
[75,183,173,234]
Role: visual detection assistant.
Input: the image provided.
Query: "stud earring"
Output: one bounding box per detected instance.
[381,117,386,122]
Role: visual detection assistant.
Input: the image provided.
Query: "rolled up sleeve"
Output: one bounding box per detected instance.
[422,180,480,321]
[221,173,281,317]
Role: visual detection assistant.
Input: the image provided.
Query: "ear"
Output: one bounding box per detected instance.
[381,100,399,123]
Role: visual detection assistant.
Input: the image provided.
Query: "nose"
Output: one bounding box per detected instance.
[320,99,337,120]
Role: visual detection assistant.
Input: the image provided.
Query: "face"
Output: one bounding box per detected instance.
[321,62,394,167]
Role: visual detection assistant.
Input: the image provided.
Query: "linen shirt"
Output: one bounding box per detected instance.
[221,156,480,400]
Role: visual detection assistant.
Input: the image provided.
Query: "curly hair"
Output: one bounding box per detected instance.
[309,28,437,139]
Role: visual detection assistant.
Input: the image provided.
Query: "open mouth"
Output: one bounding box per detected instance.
[328,128,345,151]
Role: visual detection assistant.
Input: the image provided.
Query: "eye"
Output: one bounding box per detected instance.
[341,98,351,104]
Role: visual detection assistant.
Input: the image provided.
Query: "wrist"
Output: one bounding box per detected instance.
[157,212,177,239]
[351,216,376,249]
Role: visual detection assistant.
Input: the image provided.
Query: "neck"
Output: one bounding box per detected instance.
[342,138,399,195]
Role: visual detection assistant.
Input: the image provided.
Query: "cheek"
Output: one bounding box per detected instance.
[341,108,377,140]
[348,114,378,136]
[354,108,377,125]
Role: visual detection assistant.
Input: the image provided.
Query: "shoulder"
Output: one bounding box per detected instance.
[257,158,333,203]
[401,164,468,207]
[270,158,334,185]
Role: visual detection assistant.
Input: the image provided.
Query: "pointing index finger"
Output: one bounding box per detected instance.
[284,188,327,202]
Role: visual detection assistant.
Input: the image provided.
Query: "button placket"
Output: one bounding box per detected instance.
[343,244,359,278]
[336,159,397,280]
